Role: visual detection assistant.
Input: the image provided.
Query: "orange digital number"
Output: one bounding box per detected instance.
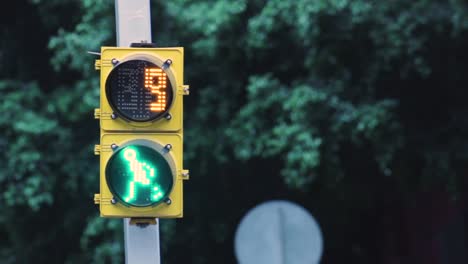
[144,68,167,112]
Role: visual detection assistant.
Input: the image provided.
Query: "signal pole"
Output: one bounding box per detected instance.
[114,1,161,263]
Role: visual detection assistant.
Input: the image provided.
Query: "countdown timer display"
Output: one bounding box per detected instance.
[105,59,174,122]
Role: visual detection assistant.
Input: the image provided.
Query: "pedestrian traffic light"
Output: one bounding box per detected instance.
[94,46,189,219]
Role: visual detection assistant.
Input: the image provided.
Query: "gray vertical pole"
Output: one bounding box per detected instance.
[123,218,161,264]
[114,1,161,264]
[115,0,152,47]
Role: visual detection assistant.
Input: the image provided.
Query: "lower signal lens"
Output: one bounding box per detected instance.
[105,144,174,207]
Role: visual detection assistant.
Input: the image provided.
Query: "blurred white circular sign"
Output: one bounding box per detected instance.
[234,200,323,264]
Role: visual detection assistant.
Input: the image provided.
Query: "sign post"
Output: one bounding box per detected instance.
[115,1,160,263]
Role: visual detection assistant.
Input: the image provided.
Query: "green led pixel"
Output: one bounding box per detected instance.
[106,145,174,207]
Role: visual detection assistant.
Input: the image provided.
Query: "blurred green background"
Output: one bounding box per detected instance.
[1,0,468,263]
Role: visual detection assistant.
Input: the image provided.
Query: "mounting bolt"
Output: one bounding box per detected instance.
[162,59,172,69]
[111,58,119,65]
[164,144,172,151]
[111,113,118,119]
[165,198,172,205]
[111,198,117,204]
[164,113,172,120]
[111,143,118,150]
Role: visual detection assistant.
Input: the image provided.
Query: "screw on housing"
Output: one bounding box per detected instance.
[162,59,172,70]
[111,113,118,119]
[164,113,172,120]
[111,197,117,204]
[164,144,172,151]
[111,143,119,150]
[165,198,172,205]
[111,58,119,65]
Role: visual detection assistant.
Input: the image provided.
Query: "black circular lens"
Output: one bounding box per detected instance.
[105,59,174,122]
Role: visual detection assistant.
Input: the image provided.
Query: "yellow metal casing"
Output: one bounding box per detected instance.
[94,46,188,219]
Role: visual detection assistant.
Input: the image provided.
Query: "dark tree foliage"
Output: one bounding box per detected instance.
[1,0,468,263]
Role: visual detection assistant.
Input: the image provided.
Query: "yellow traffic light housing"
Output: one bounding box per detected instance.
[94,46,189,218]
